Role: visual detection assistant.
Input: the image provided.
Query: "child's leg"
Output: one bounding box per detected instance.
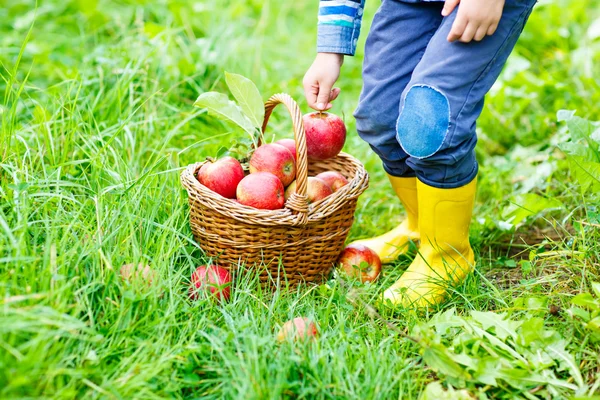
[350,0,444,262]
[396,0,537,188]
[385,0,537,307]
[354,0,444,178]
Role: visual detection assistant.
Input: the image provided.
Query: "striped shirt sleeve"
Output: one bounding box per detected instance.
[317,0,365,56]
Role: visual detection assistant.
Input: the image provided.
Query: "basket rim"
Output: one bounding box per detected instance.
[180,151,369,227]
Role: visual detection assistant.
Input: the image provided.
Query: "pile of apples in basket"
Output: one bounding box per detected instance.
[198,112,348,209]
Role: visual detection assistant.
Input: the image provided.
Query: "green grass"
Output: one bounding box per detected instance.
[2,0,600,398]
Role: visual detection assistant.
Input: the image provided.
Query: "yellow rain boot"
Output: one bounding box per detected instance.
[351,175,419,264]
[383,177,477,307]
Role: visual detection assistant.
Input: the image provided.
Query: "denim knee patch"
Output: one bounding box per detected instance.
[396,85,450,159]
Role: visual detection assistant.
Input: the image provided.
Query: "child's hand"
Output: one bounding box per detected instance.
[442,0,505,43]
[303,53,344,111]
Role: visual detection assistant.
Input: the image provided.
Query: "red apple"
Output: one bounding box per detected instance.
[249,143,296,186]
[119,263,156,285]
[275,139,297,161]
[284,177,333,204]
[197,157,245,199]
[303,112,346,160]
[276,317,319,342]
[189,264,232,301]
[237,172,285,210]
[338,244,382,283]
[315,171,349,192]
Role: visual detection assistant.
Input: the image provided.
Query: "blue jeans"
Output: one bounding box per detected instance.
[354,0,536,188]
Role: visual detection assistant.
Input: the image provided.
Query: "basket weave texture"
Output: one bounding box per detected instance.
[180,93,369,286]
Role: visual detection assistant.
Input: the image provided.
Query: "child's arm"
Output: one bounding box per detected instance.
[443,0,506,43]
[303,0,365,111]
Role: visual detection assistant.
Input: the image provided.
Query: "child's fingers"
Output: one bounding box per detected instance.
[459,22,477,42]
[474,25,488,41]
[316,88,341,111]
[316,83,334,111]
[441,0,460,17]
[487,23,498,36]
[447,13,468,42]
[303,80,320,110]
[329,87,341,102]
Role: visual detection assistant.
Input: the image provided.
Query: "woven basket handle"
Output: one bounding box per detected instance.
[261,93,309,217]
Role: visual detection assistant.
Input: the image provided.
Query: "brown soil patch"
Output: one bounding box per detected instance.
[486,223,575,260]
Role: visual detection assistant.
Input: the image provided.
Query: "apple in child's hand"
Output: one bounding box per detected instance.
[284,177,333,204]
[315,171,349,192]
[119,263,156,285]
[249,143,296,186]
[338,244,382,283]
[303,112,346,160]
[189,264,232,301]
[237,172,285,210]
[275,139,297,161]
[276,317,319,342]
[197,156,245,199]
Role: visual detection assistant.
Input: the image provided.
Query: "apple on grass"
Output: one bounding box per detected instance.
[338,244,382,283]
[303,112,346,160]
[284,177,333,204]
[315,171,349,192]
[237,172,285,210]
[197,156,244,199]
[276,317,319,342]
[249,143,296,187]
[275,139,297,161]
[119,263,156,286]
[189,264,232,302]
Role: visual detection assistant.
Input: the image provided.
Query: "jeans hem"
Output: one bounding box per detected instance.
[416,164,478,189]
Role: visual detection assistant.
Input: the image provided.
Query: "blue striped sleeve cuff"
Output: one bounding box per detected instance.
[317,0,364,56]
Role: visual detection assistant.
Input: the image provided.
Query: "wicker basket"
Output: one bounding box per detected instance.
[180,93,369,287]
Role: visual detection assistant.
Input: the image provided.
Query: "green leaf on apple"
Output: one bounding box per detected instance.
[193,91,256,138]
[215,146,229,159]
[228,137,254,163]
[225,72,264,130]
